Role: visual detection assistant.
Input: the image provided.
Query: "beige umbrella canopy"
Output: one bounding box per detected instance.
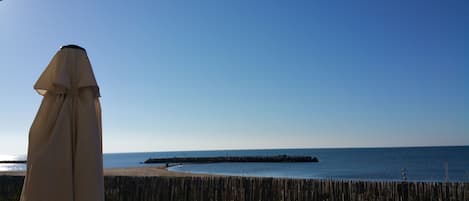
[20,45,104,201]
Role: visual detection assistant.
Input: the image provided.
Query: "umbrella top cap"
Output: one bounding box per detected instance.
[34,44,100,97]
[60,44,86,52]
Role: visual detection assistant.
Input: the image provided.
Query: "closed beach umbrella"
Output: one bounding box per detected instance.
[20,45,104,201]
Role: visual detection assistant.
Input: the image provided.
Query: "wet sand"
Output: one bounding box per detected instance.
[104,166,217,177]
[0,166,217,177]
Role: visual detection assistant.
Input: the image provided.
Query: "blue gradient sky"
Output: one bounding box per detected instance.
[0,0,468,154]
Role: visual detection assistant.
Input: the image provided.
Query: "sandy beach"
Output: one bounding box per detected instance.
[0,166,216,177]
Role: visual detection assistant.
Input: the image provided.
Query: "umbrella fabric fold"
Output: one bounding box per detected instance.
[20,47,104,201]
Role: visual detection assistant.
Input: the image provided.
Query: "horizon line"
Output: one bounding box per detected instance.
[103,144,469,155]
[4,144,468,156]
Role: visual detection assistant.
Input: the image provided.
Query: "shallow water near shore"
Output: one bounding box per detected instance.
[2,146,469,182]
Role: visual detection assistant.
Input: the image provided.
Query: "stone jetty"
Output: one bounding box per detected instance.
[0,161,26,164]
[144,155,319,163]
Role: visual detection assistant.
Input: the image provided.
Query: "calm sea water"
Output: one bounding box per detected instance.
[2,146,468,182]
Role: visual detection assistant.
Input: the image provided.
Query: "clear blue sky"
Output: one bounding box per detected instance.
[0,0,468,154]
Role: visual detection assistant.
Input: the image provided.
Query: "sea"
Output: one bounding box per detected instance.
[1,146,468,182]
